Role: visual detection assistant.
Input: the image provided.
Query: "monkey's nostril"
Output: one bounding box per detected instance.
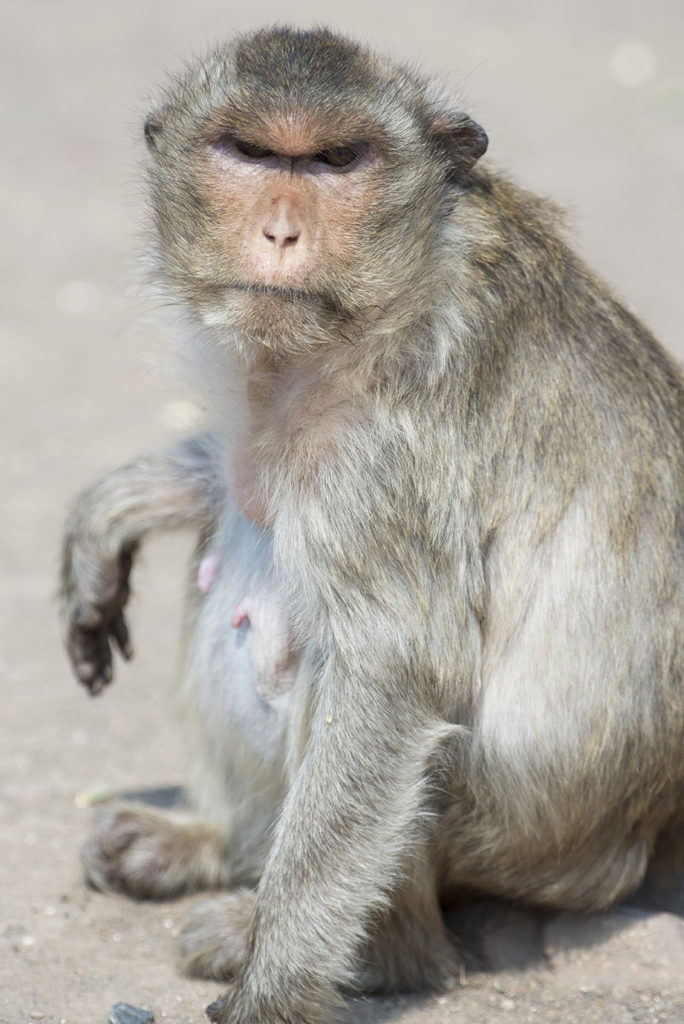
[263,228,300,247]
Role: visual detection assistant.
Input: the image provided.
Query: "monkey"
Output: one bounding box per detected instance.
[60,26,684,1024]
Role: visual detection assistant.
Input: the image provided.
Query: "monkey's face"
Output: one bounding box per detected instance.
[192,115,388,340]
[144,28,488,353]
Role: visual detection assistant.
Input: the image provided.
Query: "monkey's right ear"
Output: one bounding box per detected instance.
[430,112,488,181]
[143,109,167,150]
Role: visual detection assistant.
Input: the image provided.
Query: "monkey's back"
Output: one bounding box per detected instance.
[438,171,684,910]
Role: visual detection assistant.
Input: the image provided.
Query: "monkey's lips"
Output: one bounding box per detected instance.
[227,281,342,324]
[230,282,318,302]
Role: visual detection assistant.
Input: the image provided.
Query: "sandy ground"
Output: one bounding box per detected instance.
[1,1,683,1022]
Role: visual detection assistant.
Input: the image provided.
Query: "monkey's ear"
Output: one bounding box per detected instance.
[143,108,168,150]
[430,112,488,181]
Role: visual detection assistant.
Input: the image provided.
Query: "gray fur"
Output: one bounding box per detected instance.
[60,27,684,1024]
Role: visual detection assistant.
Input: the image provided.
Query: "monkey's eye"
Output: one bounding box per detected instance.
[314,146,358,168]
[233,139,276,160]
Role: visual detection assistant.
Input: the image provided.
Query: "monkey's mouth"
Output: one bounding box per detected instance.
[229,281,348,319]
[225,282,352,331]
[230,282,317,302]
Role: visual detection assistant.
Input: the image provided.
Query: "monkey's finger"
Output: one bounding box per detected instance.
[111,613,134,661]
[69,627,113,694]
[74,659,113,694]
[74,662,111,694]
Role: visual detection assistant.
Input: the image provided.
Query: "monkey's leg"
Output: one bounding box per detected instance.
[61,433,222,692]
[80,696,283,901]
[176,858,457,990]
[353,856,458,994]
[211,647,467,1023]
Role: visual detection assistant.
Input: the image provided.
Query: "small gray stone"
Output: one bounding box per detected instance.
[107,1003,154,1024]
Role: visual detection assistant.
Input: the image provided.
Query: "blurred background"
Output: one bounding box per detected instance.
[1,1,682,1021]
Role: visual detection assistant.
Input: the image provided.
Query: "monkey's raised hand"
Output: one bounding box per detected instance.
[62,536,135,694]
[60,437,221,694]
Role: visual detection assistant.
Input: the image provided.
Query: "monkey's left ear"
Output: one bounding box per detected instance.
[143,106,171,152]
[430,112,488,180]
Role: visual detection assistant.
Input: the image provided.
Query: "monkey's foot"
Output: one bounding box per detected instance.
[81,802,231,898]
[180,889,254,979]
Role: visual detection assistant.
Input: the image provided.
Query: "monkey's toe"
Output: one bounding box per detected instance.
[180,890,254,980]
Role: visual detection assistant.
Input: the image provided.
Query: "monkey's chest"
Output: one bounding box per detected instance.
[230,450,266,525]
[235,366,361,525]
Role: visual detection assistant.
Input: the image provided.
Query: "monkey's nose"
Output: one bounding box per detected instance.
[262,201,302,248]
[262,225,300,247]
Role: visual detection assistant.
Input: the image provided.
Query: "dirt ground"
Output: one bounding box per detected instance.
[1,1,683,1022]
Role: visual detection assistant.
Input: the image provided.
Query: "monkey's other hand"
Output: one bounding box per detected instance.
[61,540,136,694]
[180,890,253,980]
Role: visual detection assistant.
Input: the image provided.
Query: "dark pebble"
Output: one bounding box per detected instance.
[107,1003,154,1024]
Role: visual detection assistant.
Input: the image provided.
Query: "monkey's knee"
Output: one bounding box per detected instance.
[81,802,231,899]
[179,889,254,980]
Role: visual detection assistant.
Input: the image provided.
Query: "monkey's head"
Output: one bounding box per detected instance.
[144,27,488,353]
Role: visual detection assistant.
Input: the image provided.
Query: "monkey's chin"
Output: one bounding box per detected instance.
[223,285,343,353]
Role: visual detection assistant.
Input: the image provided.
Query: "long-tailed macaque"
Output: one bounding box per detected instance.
[60,26,684,1024]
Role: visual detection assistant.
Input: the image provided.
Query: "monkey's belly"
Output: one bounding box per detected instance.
[196,516,299,712]
[231,591,301,704]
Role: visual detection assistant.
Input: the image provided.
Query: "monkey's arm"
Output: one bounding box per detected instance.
[217,432,476,1023]
[61,434,222,694]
